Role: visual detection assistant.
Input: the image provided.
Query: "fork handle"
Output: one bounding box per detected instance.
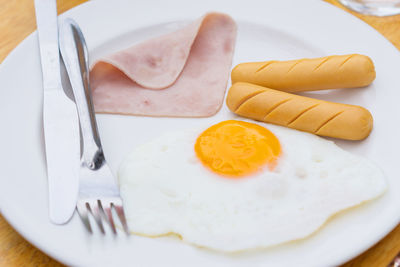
[59,19,104,169]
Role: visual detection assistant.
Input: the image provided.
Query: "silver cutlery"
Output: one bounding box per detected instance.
[34,0,80,224]
[59,18,129,234]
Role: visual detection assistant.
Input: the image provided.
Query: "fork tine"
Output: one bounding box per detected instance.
[102,202,117,234]
[87,200,105,234]
[113,203,129,234]
[76,201,92,234]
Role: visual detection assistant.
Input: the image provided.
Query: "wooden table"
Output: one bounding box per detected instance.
[0,0,399,266]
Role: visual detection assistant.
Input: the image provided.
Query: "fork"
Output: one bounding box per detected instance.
[59,18,129,234]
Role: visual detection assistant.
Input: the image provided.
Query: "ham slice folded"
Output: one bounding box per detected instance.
[90,13,237,117]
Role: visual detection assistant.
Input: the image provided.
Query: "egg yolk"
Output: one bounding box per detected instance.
[195,120,281,177]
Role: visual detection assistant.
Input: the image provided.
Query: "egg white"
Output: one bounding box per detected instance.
[118,122,387,252]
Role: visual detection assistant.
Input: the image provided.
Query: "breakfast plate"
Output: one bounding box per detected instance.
[1,0,400,266]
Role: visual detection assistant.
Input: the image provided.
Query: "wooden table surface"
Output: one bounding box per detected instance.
[0,0,399,266]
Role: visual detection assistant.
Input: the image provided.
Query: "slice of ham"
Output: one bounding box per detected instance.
[90,13,237,117]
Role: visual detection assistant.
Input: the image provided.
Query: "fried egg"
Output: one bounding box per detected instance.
[118,120,386,252]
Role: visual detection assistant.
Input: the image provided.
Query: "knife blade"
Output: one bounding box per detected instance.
[34,0,80,224]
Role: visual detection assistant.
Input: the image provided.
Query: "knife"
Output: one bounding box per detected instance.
[34,0,80,224]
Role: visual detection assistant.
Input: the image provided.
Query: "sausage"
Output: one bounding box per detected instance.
[226,82,373,140]
[231,54,375,92]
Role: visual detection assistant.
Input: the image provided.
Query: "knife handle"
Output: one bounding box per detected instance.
[34,0,63,90]
[59,19,104,170]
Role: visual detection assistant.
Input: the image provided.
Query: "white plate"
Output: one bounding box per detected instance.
[1,0,400,266]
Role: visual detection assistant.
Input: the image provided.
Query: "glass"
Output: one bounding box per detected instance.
[338,0,400,16]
